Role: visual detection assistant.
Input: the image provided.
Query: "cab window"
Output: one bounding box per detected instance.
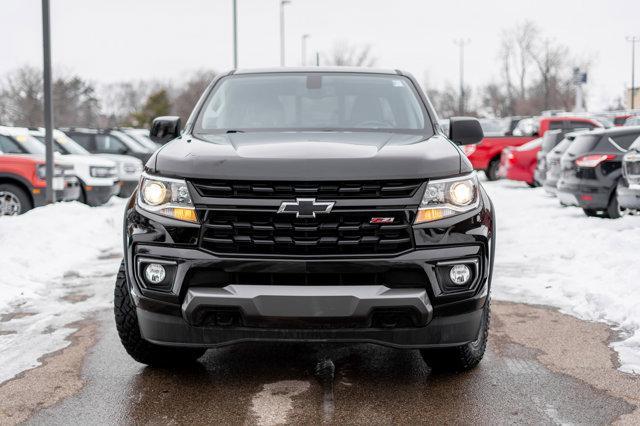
[95,134,128,154]
[0,135,26,154]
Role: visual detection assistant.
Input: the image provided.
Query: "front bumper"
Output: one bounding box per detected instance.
[84,184,119,206]
[116,180,138,198]
[123,187,494,349]
[617,180,640,209]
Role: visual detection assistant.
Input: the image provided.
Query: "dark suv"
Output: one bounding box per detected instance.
[115,68,494,372]
[557,127,640,217]
[618,135,640,210]
[61,128,154,163]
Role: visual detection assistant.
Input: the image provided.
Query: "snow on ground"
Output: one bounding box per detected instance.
[485,179,640,374]
[0,198,125,383]
[1,180,639,382]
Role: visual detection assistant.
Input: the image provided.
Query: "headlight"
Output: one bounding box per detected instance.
[123,162,143,174]
[415,172,480,223]
[138,173,197,223]
[36,164,64,179]
[90,166,116,177]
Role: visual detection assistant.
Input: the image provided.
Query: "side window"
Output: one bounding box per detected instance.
[70,134,94,151]
[0,135,27,154]
[611,133,640,150]
[95,134,128,154]
[548,121,564,130]
[566,120,596,132]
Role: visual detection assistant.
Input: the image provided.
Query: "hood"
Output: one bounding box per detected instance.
[152,132,465,180]
[95,153,143,167]
[61,154,116,168]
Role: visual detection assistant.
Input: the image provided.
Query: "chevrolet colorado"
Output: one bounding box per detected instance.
[115,68,494,372]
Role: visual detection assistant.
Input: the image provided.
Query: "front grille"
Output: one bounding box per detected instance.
[548,158,560,166]
[625,161,640,176]
[191,179,422,199]
[200,209,414,256]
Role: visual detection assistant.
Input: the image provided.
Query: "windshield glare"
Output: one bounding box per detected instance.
[194,73,430,134]
[35,133,90,155]
[14,134,46,154]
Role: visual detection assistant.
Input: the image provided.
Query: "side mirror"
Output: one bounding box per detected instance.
[449,117,484,145]
[150,116,181,144]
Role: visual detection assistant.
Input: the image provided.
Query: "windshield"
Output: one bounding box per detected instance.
[194,73,430,134]
[35,133,91,155]
[112,132,149,153]
[513,118,539,136]
[541,131,562,152]
[566,134,600,156]
[125,130,159,151]
[479,118,508,135]
[12,134,46,154]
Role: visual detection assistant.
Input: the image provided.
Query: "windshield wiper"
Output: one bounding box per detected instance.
[225,129,244,133]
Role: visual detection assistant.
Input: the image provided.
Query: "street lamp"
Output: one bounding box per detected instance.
[279,0,291,66]
[626,36,639,109]
[301,34,310,66]
[453,38,470,115]
[232,0,238,69]
[41,0,55,204]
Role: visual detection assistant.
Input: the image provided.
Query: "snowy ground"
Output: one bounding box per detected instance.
[0,198,125,383]
[0,180,639,384]
[486,179,640,374]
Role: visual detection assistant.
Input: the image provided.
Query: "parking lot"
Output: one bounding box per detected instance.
[1,180,640,424]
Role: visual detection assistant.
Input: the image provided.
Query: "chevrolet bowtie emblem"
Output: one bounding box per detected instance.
[277,198,335,218]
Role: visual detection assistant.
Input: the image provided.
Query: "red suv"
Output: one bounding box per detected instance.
[0,154,80,215]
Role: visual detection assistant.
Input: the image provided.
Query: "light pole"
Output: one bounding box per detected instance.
[627,36,639,109]
[232,0,238,69]
[41,0,55,204]
[279,0,290,66]
[301,34,310,66]
[453,38,470,115]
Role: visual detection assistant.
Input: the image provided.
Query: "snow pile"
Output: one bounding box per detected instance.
[0,199,124,312]
[0,198,125,383]
[485,179,640,374]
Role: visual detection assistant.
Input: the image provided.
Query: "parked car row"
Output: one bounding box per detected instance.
[469,114,640,219]
[0,126,155,216]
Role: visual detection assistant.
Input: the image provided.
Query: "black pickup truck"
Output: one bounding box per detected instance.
[115,68,495,373]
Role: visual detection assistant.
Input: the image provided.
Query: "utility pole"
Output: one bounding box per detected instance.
[301,34,310,66]
[627,36,639,109]
[316,52,320,66]
[279,0,291,66]
[232,0,238,69]
[41,0,55,204]
[453,38,470,115]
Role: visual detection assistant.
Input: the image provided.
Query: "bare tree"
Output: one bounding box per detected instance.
[322,41,377,67]
[0,66,100,127]
[171,69,216,124]
[0,66,43,126]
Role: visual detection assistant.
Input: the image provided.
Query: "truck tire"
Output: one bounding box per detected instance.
[420,300,490,373]
[0,183,32,216]
[582,208,599,217]
[485,158,500,181]
[114,261,206,366]
[603,189,625,219]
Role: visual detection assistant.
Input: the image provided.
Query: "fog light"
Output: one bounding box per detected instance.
[449,264,471,285]
[144,263,166,284]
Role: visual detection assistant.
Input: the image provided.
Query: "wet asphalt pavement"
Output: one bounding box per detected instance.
[10,302,636,425]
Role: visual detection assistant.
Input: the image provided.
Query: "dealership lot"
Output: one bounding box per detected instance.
[1,179,639,423]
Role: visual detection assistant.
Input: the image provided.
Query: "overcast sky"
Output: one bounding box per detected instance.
[3,0,639,110]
